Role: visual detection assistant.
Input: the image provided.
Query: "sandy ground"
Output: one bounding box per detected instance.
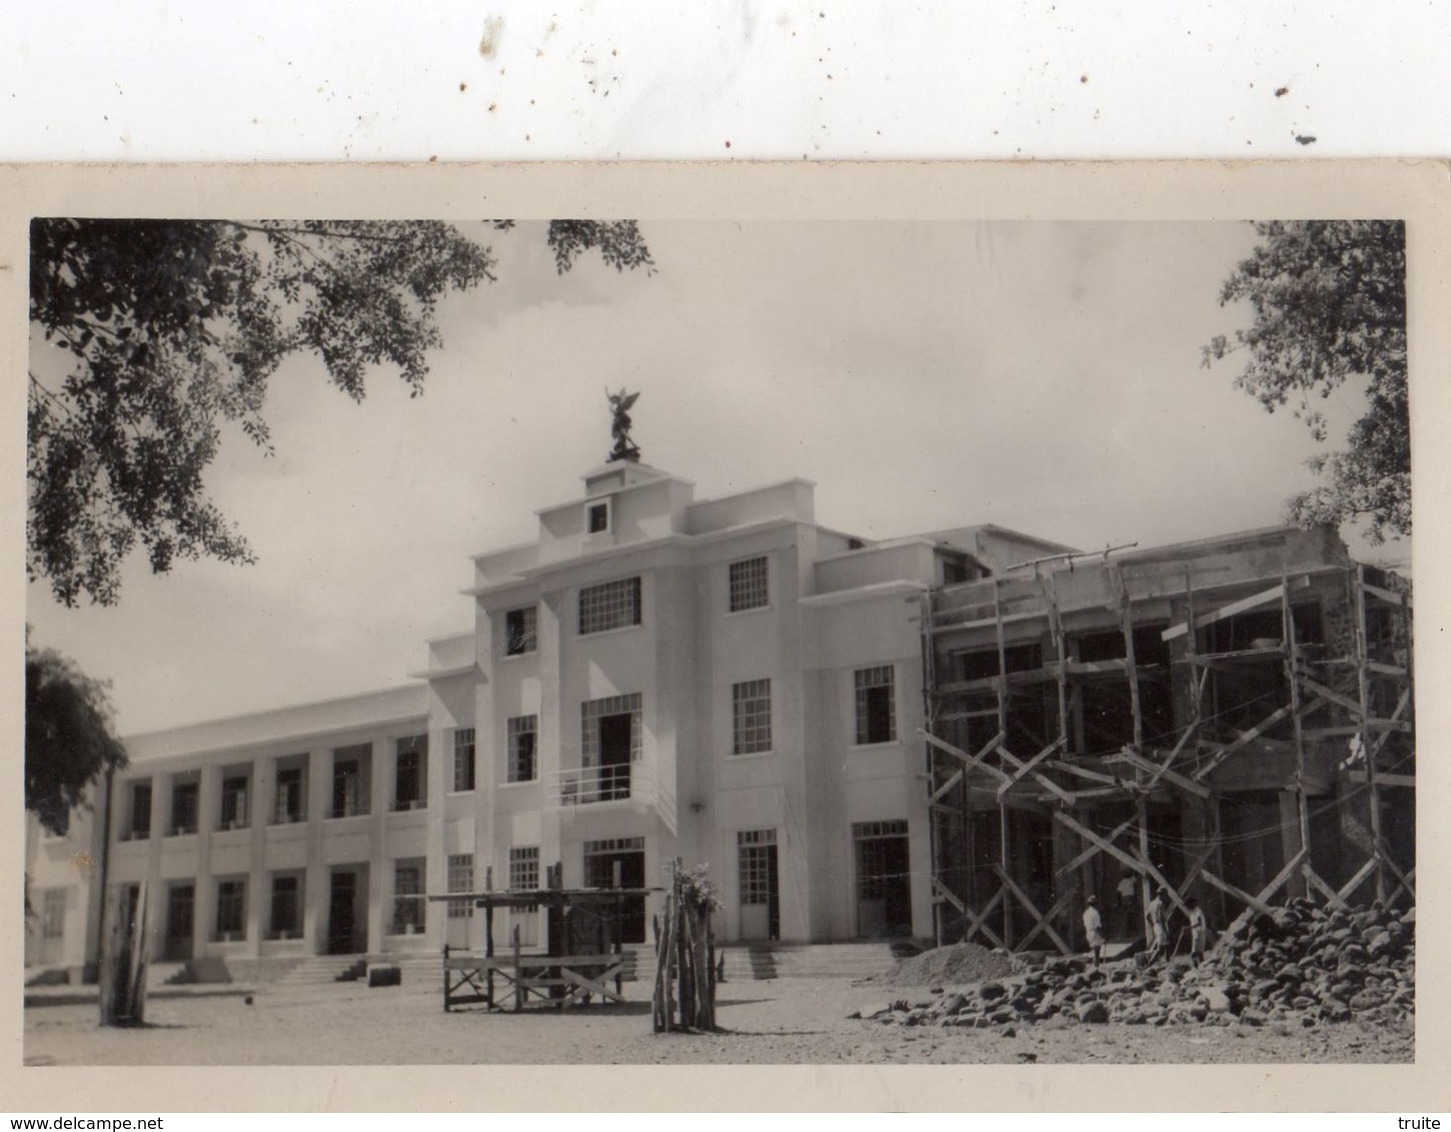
[23,974,1413,1066]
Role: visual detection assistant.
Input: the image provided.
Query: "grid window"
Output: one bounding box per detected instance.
[854,665,897,745]
[579,577,642,635]
[269,875,301,936]
[215,880,246,938]
[728,556,770,612]
[41,889,66,939]
[737,830,777,905]
[505,606,537,656]
[392,860,425,934]
[128,781,152,840]
[331,745,370,818]
[453,728,476,792]
[581,694,643,767]
[507,716,538,782]
[220,775,249,829]
[170,780,199,835]
[394,735,427,810]
[274,767,304,823]
[731,679,773,755]
[447,854,474,919]
[509,846,540,893]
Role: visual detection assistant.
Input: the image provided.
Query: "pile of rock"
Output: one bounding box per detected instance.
[852,898,1413,1031]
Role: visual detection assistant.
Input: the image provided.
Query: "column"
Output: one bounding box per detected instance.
[246,755,268,953]
[425,723,447,947]
[366,737,389,954]
[306,747,330,954]
[194,764,220,953]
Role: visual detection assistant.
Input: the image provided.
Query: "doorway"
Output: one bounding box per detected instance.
[164,883,194,961]
[327,867,366,954]
[854,820,912,939]
[598,713,633,799]
[737,829,780,941]
[584,838,646,943]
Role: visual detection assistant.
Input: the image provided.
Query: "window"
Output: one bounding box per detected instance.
[127,781,152,840]
[269,875,301,937]
[579,576,642,635]
[215,880,246,939]
[509,846,540,892]
[854,665,897,745]
[728,556,770,612]
[447,854,474,919]
[274,767,304,824]
[505,606,537,656]
[220,775,250,830]
[731,679,773,754]
[394,735,427,810]
[169,779,199,836]
[41,889,66,939]
[392,860,426,934]
[507,716,538,783]
[587,500,610,533]
[452,728,476,792]
[331,745,370,818]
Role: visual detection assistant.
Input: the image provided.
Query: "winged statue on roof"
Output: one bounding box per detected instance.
[606,387,642,462]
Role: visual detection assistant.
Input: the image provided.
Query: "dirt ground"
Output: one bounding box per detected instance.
[22,973,1413,1066]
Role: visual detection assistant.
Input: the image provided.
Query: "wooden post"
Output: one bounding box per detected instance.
[1354,565,1387,903]
[1283,576,1312,900]
[993,580,1012,948]
[443,943,451,1013]
[512,923,522,1012]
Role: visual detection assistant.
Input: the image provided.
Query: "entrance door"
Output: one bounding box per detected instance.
[584,840,646,943]
[738,830,780,941]
[598,713,633,799]
[165,884,195,961]
[854,821,912,939]
[328,870,358,955]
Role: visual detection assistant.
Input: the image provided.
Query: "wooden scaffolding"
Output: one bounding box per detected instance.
[922,543,1414,954]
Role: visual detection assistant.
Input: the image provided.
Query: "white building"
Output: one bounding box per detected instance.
[26,457,1072,976]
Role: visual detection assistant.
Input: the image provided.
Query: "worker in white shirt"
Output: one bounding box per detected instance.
[1082,894,1105,970]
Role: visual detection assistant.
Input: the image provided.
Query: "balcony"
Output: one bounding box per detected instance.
[548,763,676,833]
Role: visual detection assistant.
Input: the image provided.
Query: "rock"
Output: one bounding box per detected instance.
[1001,1026,1017,1038]
[938,993,968,1016]
[1199,987,1232,1013]
[1077,1000,1109,1024]
[979,980,1007,1002]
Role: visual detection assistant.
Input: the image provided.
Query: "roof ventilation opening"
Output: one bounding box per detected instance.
[847,537,866,550]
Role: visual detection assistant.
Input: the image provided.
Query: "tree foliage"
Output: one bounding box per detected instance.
[29,218,653,606]
[1204,220,1408,543]
[26,638,127,836]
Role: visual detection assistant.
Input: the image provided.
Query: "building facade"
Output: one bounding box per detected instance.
[24,459,1413,977]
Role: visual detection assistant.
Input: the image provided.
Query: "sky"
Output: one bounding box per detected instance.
[26,218,1403,736]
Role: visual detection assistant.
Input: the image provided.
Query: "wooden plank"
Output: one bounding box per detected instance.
[1296,675,1364,718]
[1115,748,1211,799]
[1254,848,1308,906]
[993,864,1073,955]
[997,745,1077,805]
[997,737,1066,798]
[1373,773,1415,789]
[962,885,1008,950]
[1053,811,1144,879]
[919,728,1012,784]
[1362,582,1404,607]
[1054,762,1121,786]
[1145,720,1200,789]
[1336,857,1378,903]
[1193,702,1300,782]
[1302,865,1350,911]
[1200,867,1274,916]
[1161,578,1307,642]
[931,876,967,915]
[930,768,965,805]
[1015,886,1080,954]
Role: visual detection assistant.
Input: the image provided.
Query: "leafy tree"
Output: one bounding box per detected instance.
[26,637,127,836]
[1204,220,1408,543]
[29,218,652,606]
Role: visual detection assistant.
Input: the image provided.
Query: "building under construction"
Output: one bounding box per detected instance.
[922,524,1414,953]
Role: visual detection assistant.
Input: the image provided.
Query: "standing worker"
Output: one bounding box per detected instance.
[1082,895,1105,970]
[1185,897,1208,966]
[1144,886,1168,965]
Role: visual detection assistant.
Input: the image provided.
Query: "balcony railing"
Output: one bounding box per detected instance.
[549,763,676,833]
